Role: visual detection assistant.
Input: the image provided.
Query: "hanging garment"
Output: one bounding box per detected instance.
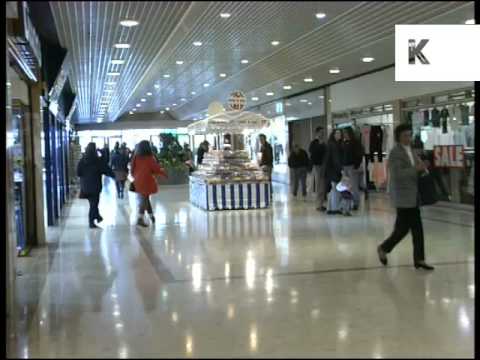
[361,126,371,155]
[460,104,470,125]
[369,125,383,162]
[431,108,441,127]
[440,108,449,134]
[451,105,462,131]
[452,129,467,146]
[411,111,423,133]
[371,158,387,190]
[423,109,430,126]
[465,123,474,147]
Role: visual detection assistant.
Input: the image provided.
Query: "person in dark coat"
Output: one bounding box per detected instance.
[110,146,130,199]
[197,141,209,165]
[258,134,274,180]
[101,143,110,164]
[342,127,364,210]
[324,129,344,214]
[288,144,310,198]
[309,126,327,211]
[77,142,115,228]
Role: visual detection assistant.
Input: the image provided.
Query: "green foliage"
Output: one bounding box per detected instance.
[156,133,189,171]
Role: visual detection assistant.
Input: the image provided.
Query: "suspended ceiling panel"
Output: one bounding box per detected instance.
[50,1,474,124]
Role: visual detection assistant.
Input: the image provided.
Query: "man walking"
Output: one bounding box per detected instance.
[258,134,273,180]
[309,126,327,211]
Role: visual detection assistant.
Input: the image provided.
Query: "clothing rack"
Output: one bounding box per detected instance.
[401,97,475,112]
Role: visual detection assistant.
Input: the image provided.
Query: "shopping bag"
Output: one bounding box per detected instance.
[418,172,438,206]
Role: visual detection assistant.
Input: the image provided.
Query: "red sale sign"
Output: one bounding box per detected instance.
[433,145,465,168]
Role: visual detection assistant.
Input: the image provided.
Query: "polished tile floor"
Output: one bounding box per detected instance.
[9,179,474,358]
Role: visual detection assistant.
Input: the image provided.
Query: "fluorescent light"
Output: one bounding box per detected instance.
[193,41,203,46]
[266,92,274,96]
[316,13,326,19]
[165,107,170,111]
[308,102,312,105]
[104,89,114,92]
[110,59,125,65]
[465,19,475,25]
[105,82,116,85]
[362,57,375,63]
[300,99,308,103]
[160,110,165,114]
[271,41,280,46]
[172,103,177,106]
[163,74,170,78]
[191,91,196,95]
[329,68,341,74]
[136,104,141,107]
[107,72,121,76]
[241,59,249,64]
[176,60,184,65]
[147,92,152,96]
[203,83,210,87]
[119,20,139,27]
[304,77,313,82]
[219,73,227,78]
[181,98,187,102]
[114,43,130,49]
[283,85,292,90]
[129,111,133,114]
[220,13,231,18]
[141,98,146,102]
[154,84,160,89]
[251,97,259,101]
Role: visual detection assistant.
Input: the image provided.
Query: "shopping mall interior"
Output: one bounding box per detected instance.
[5,1,476,358]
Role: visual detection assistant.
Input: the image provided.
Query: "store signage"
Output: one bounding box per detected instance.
[433,145,465,168]
[395,25,480,81]
[228,91,246,111]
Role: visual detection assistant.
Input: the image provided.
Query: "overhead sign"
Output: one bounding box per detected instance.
[433,145,464,168]
[228,91,246,111]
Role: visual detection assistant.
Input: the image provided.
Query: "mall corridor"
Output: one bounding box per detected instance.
[8,180,474,358]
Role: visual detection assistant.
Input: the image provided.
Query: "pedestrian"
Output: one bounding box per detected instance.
[77,142,115,228]
[342,127,364,210]
[309,126,327,211]
[288,144,310,199]
[377,124,434,270]
[197,141,209,165]
[183,143,194,173]
[258,134,274,180]
[324,129,344,215]
[110,145,130,199]
[111,141,120,158]
[101,143,110,165]
[131,140,168,227]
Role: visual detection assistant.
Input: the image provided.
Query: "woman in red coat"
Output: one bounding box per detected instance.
[131,140,167,227]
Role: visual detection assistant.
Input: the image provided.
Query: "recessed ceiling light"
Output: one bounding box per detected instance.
[165,107,170,111]
[203,83,210,87]
[362,57,375,63]
[329,68,341,74]
[154,84,160,89]
[251,97,259,101]
[129,111,134,115]
[107,72,121,76]
[172,103,177,106]
[110,59,125,65]
[176,60,184,65]
[160,110,165,114]
[119,19,139,27]
[308,102,312,105]
[163,74,170,78]
[271,41,280,46]
[132,108,136,111]
[114,43,130,49]
[219,73,227,78]
[300,99,308,103]
[241,59,249,64]
[141,98,146,102]
[316,13,326,19]
[220,13,231,18]
[193,41,203,46]
[319,95,324,99]
[266,92,274,96]
[181,98,187,102]
[304,77,313,82]
[283,85,292,90]
[136,104,141,107]
[191,91,196,95]
[147,92,152,96]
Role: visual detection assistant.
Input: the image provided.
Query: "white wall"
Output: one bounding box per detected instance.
[330,67,473,112]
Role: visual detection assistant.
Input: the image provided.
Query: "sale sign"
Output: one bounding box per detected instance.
[433,145,465,168]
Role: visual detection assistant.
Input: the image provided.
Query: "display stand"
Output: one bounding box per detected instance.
[188,110,272,211]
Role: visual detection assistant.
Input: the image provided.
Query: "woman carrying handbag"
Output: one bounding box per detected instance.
[377,124,435,271]
[130,140,167,227]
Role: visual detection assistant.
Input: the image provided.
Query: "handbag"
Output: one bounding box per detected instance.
[418,172,438,206]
